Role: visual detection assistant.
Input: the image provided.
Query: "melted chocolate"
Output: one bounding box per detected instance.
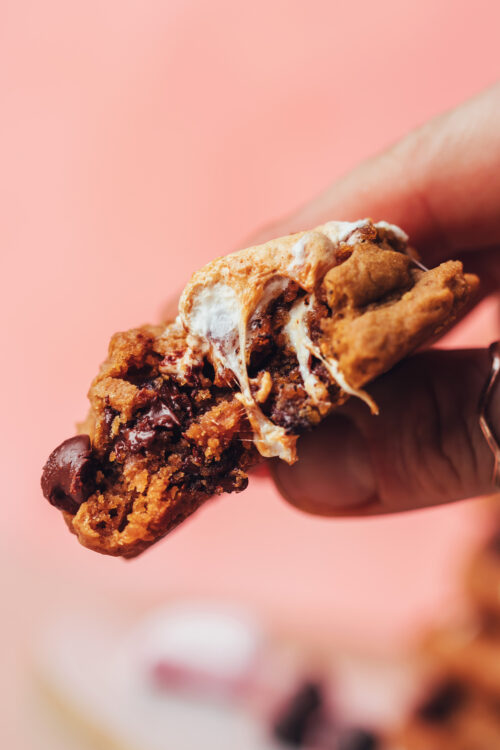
[114,379,192,456]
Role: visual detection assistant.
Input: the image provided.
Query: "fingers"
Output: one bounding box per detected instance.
[252,83,500,265]
[271,349,497,517]
[261,86,500,517]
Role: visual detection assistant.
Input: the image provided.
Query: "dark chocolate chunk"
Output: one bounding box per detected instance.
[158,379,193,424]
[272,681,323,746]
[118,424,158,453]
[337,728,379,750]
[121,363,159,386]
[148,397,181,429]
[114,379,193,455]
[415,680,467,724]
[41,435,95,515]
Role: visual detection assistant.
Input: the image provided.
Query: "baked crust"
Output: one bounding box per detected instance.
[41,219,478,557]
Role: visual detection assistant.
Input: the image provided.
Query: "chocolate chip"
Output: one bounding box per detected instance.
[337,728,379,750]
[114,379,192,455]
[272,681,323,746]
[118,424,158,453]
[122,364,159,386]
[41,435,96,515]
[148,396,181,429]
[415,680,467,724]
[159,380,193,423]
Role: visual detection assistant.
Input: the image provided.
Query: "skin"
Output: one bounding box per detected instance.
[256,82,500,517]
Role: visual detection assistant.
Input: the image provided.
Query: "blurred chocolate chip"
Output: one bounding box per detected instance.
[416,680,466,724]
[337,728,379,750]
[272,681,323,746]
[41,435,95,514]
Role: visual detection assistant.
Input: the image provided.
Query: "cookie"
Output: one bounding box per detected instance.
[41,219,478,557]
[423,624,500,699]
[466,528,500,627]
[395,678,500,750]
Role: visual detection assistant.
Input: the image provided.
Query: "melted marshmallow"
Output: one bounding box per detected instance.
[288,234,309,271]
[374,220,409,244]
[188,283,242,344]
[284,296,378,414]
[323,219,371,245]
[177,219,405,461]
[284,297,329,406]
[183,279,296,461]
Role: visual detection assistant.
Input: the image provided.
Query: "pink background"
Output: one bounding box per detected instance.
[1,1,499,745]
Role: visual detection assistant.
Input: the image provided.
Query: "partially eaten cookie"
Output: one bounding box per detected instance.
[41,219,478,557]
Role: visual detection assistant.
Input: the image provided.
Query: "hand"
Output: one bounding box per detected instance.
[261,82,500,517]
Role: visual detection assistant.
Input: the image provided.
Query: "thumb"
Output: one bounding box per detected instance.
[271,349,497,516]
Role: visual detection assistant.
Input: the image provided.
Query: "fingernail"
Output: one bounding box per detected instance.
[271,414,377,515]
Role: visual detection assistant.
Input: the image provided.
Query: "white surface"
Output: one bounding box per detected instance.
[34,602,419,750]
[128,603,263,682]
[35,606,276,750]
